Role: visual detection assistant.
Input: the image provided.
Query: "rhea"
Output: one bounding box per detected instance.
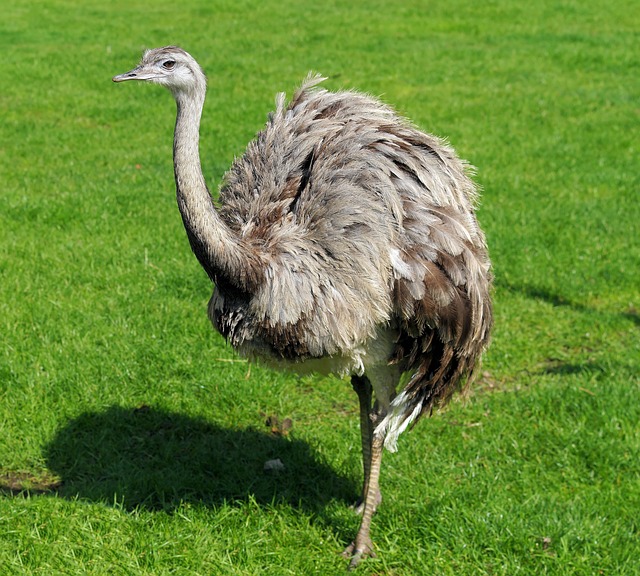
[113,46,492,568]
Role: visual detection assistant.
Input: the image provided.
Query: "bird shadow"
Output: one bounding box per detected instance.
[497,279,587,312]
[498,279,639,325]
[539,360,605,377]
[42,405,357,515]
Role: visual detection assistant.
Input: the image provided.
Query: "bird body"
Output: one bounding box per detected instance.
[114,46,492,568]
[212,74,492,449]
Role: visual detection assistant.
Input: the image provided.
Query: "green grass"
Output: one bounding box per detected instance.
[1,0,638,573]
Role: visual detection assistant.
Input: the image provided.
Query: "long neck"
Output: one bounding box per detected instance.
[173,89,262,292]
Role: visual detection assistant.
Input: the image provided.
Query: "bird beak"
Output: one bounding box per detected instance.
[112,66,158,83]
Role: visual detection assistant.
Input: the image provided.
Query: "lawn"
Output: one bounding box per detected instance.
[1,0,638,574]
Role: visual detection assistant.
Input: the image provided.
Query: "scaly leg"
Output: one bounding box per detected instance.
[343,431,384,569]
[350,375,383,513]
[345,375,387,568]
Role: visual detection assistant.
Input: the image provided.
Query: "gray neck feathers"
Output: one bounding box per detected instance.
[173,85,262,292]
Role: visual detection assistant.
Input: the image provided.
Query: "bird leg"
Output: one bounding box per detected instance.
[343,430,385,570]
[345,375,386,568]
[350,375,382,513]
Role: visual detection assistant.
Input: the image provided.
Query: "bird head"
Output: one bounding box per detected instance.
[112,46,206,98]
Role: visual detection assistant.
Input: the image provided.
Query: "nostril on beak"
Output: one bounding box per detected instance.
[112,70,140,83]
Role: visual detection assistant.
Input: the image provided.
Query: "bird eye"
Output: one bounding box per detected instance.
[162,60,176,70]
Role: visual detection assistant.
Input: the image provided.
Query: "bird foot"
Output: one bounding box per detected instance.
[342,536,376,570]
[351,489,382,515]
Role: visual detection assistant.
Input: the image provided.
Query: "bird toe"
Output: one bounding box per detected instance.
[342,537,376,570]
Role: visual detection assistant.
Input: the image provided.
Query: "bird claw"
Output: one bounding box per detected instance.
[342,537,376,570]
[351,499,366,515]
